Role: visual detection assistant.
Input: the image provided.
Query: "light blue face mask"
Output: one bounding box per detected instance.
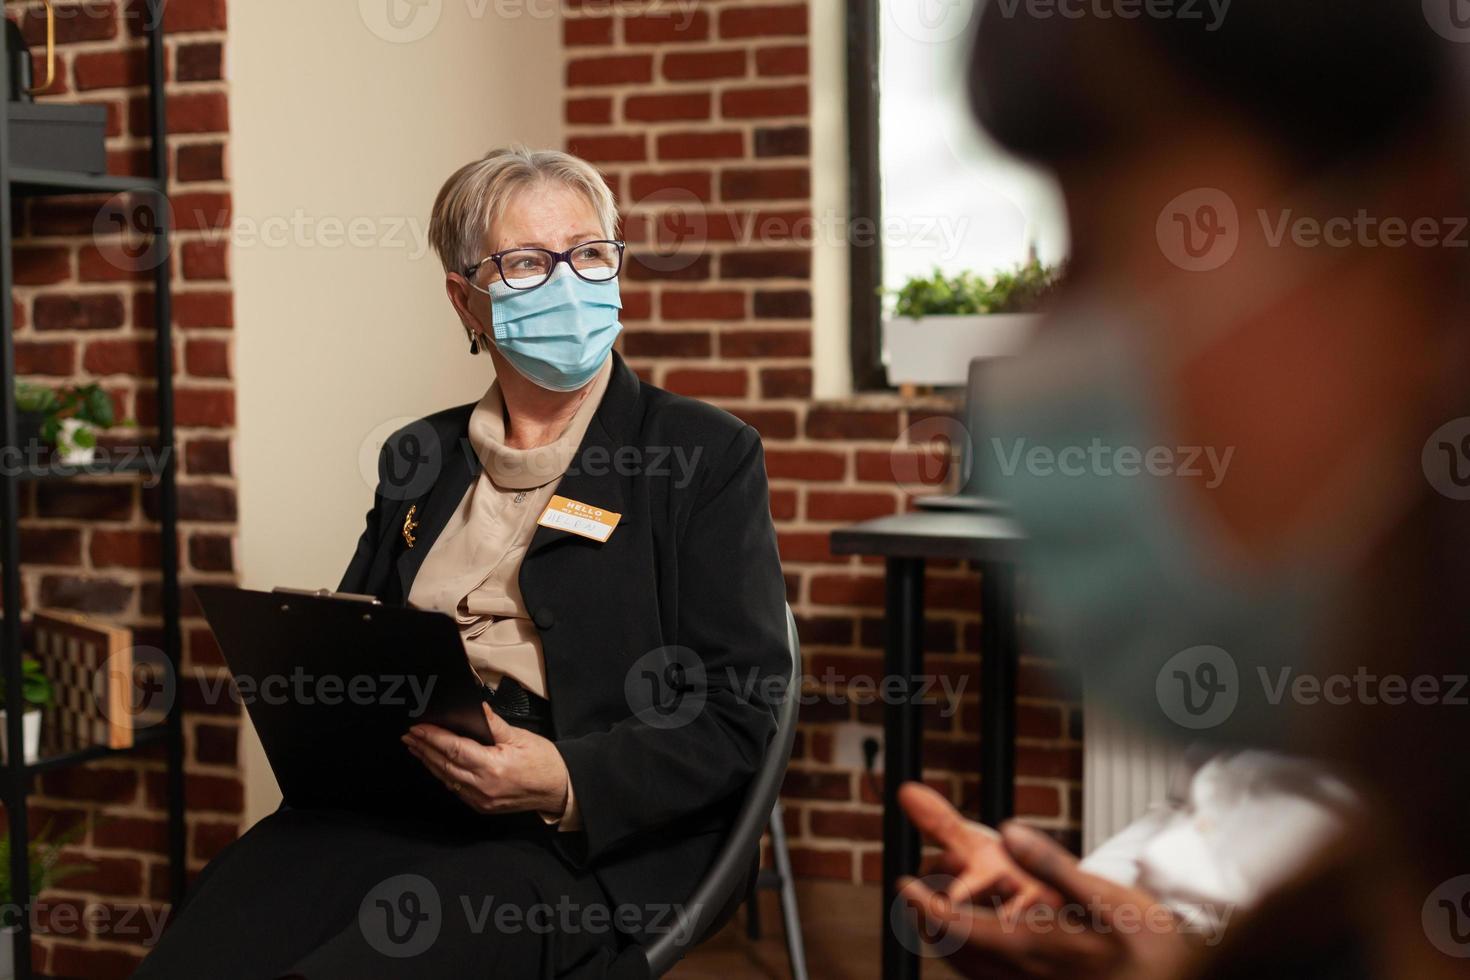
[977,309,1343,747]
[472,264,623,392]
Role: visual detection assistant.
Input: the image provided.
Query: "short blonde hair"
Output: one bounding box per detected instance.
[428,145,619,274]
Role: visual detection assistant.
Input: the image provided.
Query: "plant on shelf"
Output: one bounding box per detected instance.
[0,820,92,929]
[890,258,1066,318]
[0,655,54,768]
[12,382,125,465]
[0,656,54,715]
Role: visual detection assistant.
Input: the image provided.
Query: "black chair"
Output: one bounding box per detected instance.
[643,605,808,978]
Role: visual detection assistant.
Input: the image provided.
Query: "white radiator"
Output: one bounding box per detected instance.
[1082,695,1186,854]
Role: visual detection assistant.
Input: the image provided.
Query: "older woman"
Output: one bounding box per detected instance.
[136,147,788,979]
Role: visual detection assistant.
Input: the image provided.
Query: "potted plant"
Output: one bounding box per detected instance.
[882,258,1065,387]
[0,822,91,980]
[11,383,120,465]
[11,384,55,455]
[0,657,52,765]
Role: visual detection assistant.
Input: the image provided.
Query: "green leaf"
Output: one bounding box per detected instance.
[888,259,1066,318]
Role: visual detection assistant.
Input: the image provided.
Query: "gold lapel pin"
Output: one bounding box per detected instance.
[402,504,419,549]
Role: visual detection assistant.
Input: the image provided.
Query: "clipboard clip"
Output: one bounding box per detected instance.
[271,587,383,606]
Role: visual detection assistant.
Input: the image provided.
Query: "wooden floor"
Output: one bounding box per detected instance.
[673,880,963,980]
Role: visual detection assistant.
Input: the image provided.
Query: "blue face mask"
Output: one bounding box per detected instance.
[977,308,1345,747]
[472,265,623,392]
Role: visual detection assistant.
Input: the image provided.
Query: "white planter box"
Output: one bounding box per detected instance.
[0,923,15,980]
[882,314,1040,386]
[0,711,42,765]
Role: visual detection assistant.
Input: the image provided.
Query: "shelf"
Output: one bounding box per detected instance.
[20,726,168,776]
[8,453,163,482]
[8,168,164,199]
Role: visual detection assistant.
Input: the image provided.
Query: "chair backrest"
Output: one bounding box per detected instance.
[643,604,802,976]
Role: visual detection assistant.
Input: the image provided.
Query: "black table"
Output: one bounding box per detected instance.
[830,510,1025,980]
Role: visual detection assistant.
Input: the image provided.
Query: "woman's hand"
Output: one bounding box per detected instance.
[402,704,570,818]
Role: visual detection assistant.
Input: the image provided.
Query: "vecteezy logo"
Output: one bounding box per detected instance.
[1422,418,1470,501]
[91,193,175,274]
[890,416,973,497]
[1156,188,1239,272]
[626,187,709,276]
[1424,0,1470,43]
[1423,875,1470,957]
[1156,645,1238,730]
[890,875,970,957]
[359,874,441,958]
[359,0,443,43]
[886,0,976,44]
[98,646,175,729]
[624,645,707,730]
[357,417,443,502]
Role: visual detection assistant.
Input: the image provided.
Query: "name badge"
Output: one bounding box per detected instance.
[536,494,621,543]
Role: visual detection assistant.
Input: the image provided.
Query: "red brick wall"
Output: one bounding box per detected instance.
[562,1,1083,882]
[8,1,239,975]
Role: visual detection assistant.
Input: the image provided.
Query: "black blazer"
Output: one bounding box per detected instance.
[338,351,788,936]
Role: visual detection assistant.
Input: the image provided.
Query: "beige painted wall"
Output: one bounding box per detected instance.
[228,2,562,824]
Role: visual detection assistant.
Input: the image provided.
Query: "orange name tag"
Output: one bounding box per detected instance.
[536,494,622,543]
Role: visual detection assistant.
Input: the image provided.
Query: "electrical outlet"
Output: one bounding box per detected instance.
[831,722,884,774]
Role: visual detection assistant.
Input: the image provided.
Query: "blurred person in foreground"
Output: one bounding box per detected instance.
[898,1,1470,977]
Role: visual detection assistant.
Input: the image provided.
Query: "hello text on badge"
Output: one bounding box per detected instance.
[536,494,621,543]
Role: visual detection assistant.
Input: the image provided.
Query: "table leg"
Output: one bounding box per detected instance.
[979,562,1018,827]
[882,556,924,980]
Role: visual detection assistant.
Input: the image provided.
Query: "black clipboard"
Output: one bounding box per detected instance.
[194,585,493,819]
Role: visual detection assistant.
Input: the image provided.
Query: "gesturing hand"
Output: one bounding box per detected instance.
[898,783,1199,979]
[403,704,570,819]
[899,783,1062,912]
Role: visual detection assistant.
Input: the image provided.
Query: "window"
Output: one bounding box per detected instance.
[847,0,1070,390]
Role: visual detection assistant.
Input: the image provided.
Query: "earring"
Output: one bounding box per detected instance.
[469,334,480,355]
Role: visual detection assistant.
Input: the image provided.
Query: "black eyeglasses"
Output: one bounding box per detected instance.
[463,239,626,291]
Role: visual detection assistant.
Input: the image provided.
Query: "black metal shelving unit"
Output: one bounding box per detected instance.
[0,3,185,977]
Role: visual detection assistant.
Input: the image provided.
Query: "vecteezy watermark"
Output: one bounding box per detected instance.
[988,0,1231,32]
[1156,188,1241,272]
[93,197,435,275]
[97,644,176,731]
[625,189,975,276]
[891,881,1234,958]
[889,417,971,497]
[1158,188,1470,271]
[1424,875,1470,957]
[885,0,977,44]
[0,443,171,487]
[1424,0,1470,44]
[1157,646,1470,730]
[990,437,1235,489]
[195,669,439,716]
[988,894,1233,946]
[356,418,706,501]
[1156,645,1240,730]
[624,645,708,731]
[359,0,698,44]
[3,900,170,946]
[1422,417,1470,501]
[25,0,163,34]
[360,874,443,958]
[358,874,700,958]
[622,647,971,731]
[892,875,972,957]
[1257,210,1470,251]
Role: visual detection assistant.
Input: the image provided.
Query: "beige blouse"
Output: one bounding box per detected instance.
[406,357,612,830]
[408,354,612,696]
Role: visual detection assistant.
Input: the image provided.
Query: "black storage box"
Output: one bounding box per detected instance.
[8,102,107,174]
